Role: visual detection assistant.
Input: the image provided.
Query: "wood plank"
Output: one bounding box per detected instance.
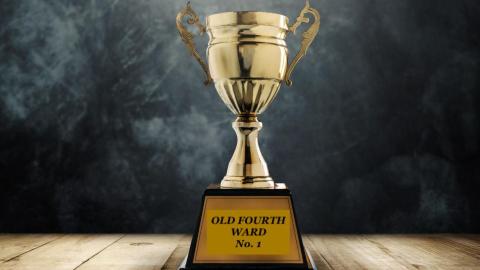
[0,234,60,262]
[303,235,333,270]
[161,235,191,270]
[76,234,184,270]
[309,235,417,270]
[0,234,478,269]
[441,234,480,259]
[0,234,122,270]
[367,235,480,269]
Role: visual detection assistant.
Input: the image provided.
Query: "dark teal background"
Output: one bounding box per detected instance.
[0,0,479,233]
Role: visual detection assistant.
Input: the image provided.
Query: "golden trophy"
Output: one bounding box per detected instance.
[176,1,320,269]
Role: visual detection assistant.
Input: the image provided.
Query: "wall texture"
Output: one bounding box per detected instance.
[0,0,479,233]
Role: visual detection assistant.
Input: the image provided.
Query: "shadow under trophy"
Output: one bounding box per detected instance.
[176,1,320,269]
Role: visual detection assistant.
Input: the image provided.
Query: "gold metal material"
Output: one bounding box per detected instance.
[207,11,291,188]
[176,1,320,188]
[193,196,303,263]
[221,117,273,188]
[176,2,212,85]
[215,79,281,116]
[285,0,321,86]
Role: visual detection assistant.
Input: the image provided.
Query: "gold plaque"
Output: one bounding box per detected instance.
[196,197,299,262]
[175,1,320,269]
[205,209,291,256]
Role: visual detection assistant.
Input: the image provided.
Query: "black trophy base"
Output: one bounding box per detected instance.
[179,184,315,270]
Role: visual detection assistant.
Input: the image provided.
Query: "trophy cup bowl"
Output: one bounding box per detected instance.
[208,11,289,189]
[177,1,320,189]
[207,11,288,116]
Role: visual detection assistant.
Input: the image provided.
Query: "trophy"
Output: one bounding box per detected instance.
[176,1,320,269]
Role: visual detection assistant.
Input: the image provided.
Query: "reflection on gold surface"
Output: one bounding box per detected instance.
[177,1,320,188]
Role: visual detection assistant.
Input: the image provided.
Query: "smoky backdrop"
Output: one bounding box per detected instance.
[0,0,479,233]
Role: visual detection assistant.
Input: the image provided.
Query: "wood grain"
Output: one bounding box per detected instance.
[0,235,60,262]
[76,234,183,270]
[309,235,414,270]
[309,235,480,270]
[302,236,333,270]
[366,235,480,269]
[0,234,122,270]
[161,235,191,270]
[0,235,479,269]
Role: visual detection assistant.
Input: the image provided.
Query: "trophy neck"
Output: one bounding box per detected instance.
[221,118,274,189]
[236,115,258,122]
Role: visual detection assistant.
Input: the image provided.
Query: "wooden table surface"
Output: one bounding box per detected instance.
[0,234,479,269]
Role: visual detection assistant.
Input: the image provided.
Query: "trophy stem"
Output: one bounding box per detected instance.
[221,116,274,189]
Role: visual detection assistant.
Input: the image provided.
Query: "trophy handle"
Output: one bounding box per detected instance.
[176,2,212,85]
[285,0,320,86]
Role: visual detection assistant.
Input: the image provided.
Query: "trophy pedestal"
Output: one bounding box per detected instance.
[179,184,316,270]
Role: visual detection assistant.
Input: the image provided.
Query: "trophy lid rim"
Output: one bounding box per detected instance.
[206,11,289,30]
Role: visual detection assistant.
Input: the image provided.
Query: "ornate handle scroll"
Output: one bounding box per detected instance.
[176,2,212,85]
[285,0,320,86]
